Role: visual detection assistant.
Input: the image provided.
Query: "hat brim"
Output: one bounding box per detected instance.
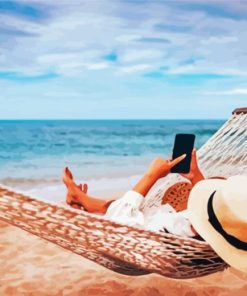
[187,179,247,272]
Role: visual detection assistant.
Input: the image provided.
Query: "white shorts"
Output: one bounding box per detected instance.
[104,190,195,237]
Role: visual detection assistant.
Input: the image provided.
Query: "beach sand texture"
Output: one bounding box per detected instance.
[0,221,247,296]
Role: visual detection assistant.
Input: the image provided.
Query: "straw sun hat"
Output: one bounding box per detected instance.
[187,175,247,272]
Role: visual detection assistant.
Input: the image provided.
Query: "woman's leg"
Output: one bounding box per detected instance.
[63,167,115,214]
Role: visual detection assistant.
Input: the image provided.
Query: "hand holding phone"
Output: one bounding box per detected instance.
[171,133,195,174]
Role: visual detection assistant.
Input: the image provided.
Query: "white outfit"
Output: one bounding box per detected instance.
[104,190,195,237]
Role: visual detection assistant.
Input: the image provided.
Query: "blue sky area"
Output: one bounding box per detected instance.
[0,0,247,119]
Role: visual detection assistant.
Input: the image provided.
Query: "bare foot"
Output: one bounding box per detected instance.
[63,167,88,191]
[63,167,88,208]
[66,183,88,207]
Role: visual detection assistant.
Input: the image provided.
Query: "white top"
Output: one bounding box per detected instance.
[104,190,195,237]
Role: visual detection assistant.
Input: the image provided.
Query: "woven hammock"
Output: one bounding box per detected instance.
[0,107,246,279]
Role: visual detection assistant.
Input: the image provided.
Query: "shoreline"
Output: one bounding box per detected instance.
[0,173,142,202]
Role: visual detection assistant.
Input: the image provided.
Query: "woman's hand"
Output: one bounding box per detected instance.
[180,148,204,185]
[133,154,186,197]
[147,154,186,180]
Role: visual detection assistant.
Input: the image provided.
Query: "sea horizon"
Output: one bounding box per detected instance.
[0,118,227,121]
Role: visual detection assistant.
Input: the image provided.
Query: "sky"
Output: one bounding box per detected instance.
[0,0,247,119]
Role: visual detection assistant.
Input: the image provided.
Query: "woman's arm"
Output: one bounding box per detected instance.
[133,155,186,197]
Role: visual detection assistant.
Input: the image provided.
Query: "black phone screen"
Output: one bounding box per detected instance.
[171,133,195,173]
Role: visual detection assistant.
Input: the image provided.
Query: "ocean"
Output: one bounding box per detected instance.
[0,119,225,202]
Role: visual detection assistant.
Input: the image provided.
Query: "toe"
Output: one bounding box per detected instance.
[83,183,88,193]
[65,167,73,179]
[78,183,88,193]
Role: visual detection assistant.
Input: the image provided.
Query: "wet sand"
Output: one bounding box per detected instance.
[0,221,247,296]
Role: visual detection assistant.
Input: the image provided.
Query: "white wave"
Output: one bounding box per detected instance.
[19,174,143,203]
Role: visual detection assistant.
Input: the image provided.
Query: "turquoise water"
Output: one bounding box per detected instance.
[0,119,225,199]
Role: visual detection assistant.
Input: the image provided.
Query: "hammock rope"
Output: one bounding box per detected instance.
[0,107,246,279]
[142,109,247,213]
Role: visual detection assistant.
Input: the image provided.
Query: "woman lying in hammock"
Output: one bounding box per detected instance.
[63,149,204,237]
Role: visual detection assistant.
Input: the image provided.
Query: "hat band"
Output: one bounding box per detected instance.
[207,191,247,251]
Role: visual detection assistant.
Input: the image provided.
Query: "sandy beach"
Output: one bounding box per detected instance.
[1,219,247,296]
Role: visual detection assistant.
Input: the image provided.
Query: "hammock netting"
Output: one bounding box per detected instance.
[0,108,246,279]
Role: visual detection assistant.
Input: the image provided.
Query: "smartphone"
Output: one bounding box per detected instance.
[171,133,195,173]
